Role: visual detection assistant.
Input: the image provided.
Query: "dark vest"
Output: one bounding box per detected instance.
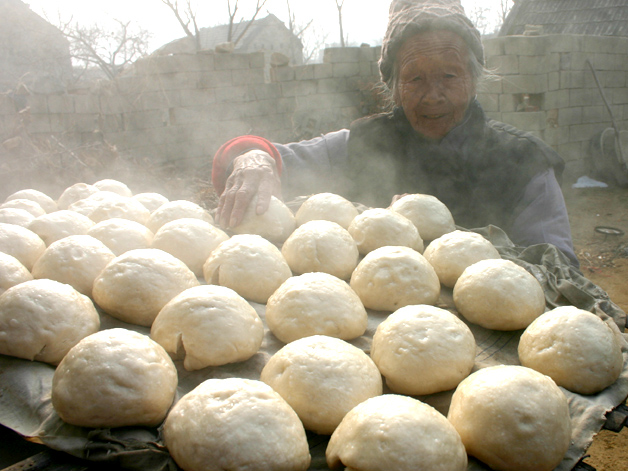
[343,101,564,233]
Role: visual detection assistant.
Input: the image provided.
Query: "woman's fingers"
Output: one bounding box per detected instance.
[215,150,281,228]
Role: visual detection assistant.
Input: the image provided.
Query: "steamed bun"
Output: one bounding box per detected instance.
[265,272,367,343]
[0,252,33,295]
[348,208,423,254]
[163,378,311,471]
[31,235,115,297]
[52,328,177,428]
[4,189,57,213]
[518,306,624,394]
[0,279,100,364]
[295,193,358,229]
[261,335,382,435]
[57,183,99,210]
[151,285,264,370]
[448,365,571,471]
[87,218,154,256]
[350,246,440,311]
[453,258,545,330]
[93,248,199,326]
[28,210,94,245]
[423,230,500,288]
[281,220,359,280]
[371,304,476,395]
[231,196,296,243]
[152,218,229,276]
[147,200,213,233]
[327,394,467,471]
[0,208,35,227]
[390,193,455,241]
[93,179,133,197]
[203,234,291,304]
[0,223,46,270]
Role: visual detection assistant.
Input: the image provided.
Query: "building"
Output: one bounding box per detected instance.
[499,0,628,37]
[0,0,72,93]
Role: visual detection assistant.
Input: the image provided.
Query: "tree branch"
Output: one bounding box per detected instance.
[232,0,268,46]
[335,0,346,47]
[160,0,199,50]
[59,18,150,80]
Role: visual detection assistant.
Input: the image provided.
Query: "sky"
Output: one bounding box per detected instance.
[24,0,508,54]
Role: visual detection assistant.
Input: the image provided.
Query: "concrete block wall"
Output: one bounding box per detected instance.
[0,46,382,171]
[2,35,627,182]
[478,34,628,180]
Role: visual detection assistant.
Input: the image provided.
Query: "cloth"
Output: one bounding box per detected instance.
[0,226,626,471]
[572,176,609,189]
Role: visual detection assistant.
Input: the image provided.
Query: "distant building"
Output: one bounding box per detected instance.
[499,0,628,37]
[0,0,72,93]
[156,14,303,65]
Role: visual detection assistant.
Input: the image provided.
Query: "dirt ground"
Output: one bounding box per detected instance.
[562,185,628,471]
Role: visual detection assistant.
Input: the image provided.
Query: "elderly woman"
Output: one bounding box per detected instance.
[212,0,577,265]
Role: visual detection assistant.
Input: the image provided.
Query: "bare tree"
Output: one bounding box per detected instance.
[160,0,269,51]
[498,0,514,26]
[160,0,201,50]
[466,4,493,36]
[227,0,269,46]
[285,0,313,40]
[466,0,514,36]
[59,18,151,80]
[335,0,346,47]
[285,0,328,64]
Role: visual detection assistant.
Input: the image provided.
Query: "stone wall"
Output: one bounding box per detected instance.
[477,34,628,180]
[1,34,627,184]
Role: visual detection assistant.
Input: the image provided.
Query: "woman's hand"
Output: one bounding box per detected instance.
[215,150,282,228]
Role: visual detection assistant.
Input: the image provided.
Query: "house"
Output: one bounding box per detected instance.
[499,0,628,37]
[156,14,303,65]
[0,0,72,93]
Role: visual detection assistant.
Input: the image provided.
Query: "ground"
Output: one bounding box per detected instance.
[562,185,628,471]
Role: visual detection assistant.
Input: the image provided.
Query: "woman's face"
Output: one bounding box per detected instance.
[394,31,475,140]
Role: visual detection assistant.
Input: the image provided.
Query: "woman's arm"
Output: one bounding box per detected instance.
[213,131,350,227]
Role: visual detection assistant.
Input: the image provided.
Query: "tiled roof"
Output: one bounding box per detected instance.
[499,0,628,36]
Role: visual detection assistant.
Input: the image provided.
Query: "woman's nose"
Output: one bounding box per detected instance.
[421,78,445,104]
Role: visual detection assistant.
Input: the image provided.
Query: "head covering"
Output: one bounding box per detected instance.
[380,0,484,86]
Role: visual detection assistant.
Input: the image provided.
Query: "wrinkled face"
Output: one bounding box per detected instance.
[394,31,475,140]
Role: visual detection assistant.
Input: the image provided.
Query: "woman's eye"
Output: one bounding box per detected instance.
[444,73,457,79]
[412,76,423,82]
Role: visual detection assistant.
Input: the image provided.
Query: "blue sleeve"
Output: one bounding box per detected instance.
[510,168,579,267]
[274,130,351,199]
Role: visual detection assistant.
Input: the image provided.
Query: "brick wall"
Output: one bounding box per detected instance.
[477,34,628,180]
[1,35,627,183]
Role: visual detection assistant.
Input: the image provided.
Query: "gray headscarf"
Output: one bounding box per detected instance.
[380,0,484,87]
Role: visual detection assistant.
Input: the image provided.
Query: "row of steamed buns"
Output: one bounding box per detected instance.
[0,179,624,471]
